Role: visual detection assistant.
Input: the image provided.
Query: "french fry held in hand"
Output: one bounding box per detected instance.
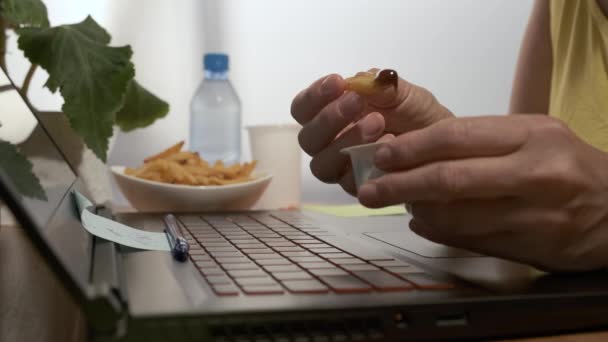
[345,69,399,96]
[125,141,257,186]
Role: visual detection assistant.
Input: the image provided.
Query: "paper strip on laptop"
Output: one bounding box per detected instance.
[73,191,170,251]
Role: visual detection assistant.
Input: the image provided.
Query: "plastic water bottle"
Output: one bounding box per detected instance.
[190,53,241,164]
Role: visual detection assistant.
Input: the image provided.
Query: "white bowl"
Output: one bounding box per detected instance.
[110,166,272,212]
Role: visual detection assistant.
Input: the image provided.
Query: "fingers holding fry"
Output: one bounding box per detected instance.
[127,142,257,186]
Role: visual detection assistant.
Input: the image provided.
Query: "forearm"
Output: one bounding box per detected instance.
[509,0,552,114]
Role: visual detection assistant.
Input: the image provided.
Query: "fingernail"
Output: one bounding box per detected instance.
[339,92,363,120]
[321,75,340,97]
[358,183,379,207]
[409,219,418,230]
[409,219,430,235]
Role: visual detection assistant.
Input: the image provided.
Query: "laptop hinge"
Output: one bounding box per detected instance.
[88,206,129,338]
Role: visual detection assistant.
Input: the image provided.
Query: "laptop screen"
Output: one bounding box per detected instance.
[0,67,92,293]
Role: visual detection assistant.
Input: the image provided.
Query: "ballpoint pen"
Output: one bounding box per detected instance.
[163,214,190,262]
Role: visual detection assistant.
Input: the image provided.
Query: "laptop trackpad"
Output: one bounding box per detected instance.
[365,231,483,258]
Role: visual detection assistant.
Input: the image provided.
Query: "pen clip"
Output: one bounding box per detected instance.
[163,214,189,262]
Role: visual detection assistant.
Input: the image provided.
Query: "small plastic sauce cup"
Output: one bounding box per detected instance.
[341,142,387,190]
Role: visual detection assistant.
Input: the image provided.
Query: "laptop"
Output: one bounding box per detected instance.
[3,67,608,342]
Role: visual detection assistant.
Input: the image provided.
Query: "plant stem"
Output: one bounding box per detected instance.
[0,14,6,72]
[0,84,15,92]
[21,64,37,96]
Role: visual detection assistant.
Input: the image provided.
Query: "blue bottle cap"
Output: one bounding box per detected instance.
[204,53,229,72]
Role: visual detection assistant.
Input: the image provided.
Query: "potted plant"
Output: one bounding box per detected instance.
[0,0,169,206]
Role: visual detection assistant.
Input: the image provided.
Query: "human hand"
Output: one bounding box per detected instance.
[291,71,453,194]
[358,115,608,271]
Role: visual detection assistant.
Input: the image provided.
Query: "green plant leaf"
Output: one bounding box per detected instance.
[17,16,134,161]
[115,80,169,132]
[1,0,50,28]
[0,140,46,201]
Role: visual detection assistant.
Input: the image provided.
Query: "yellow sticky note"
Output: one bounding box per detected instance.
[303,203,407,217]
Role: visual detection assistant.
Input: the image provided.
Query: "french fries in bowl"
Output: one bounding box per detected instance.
[111,141,272,212]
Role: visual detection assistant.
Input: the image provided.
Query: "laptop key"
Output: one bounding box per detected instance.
[402,274,456,290]
[223,234,251,240]
[308,247,343,254]
[352,271,414,291]
[288,256,322,263]
[273,246,305,252]
[319,275,372,293]
[319,253,352,259]
[290,238,319,243]
[177,215,203,224]
[282,280,329,294]
[234,277,278,286]
[266,241,296,247]
[215,257,251,264]
[200,241,232,247]
[329,258,365,265]
[298,261,335,269]
[259,237,287,243]
[193,233,223,239]
[241,284,285,295]
[212,284,240,296]
[263,264,301,272]
[252,233,282,238]
[309,268,348,276]
[227,269,267,278]
[188,228,214,234]
[241,248,274,254]
[204,246,238,252]
[298,243,331,249]
[272,272,313,281]
[281,233,310,239]
[233,243,267,249]
[281,251,315,258]
[222,263,260,271]
[198,238,229,243]
[341,264,380,271]
[209,251,245,257]
[191,254,212,261]
[229,239,260,244]
[249,253,282,260]
[195,261,220,268]
[255,258,291,266]
[200,268,227,276]
[205,275,233,284]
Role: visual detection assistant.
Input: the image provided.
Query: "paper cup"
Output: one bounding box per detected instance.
[341,142,387,190]
[247,124,301,209]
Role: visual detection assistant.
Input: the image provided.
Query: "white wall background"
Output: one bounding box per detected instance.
[6,0,534,205]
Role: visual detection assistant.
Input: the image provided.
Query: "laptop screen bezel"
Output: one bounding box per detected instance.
[0,173,93,302]
[0,66,117,309]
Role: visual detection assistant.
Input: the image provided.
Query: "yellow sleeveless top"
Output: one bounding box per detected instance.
[550,0,608,151]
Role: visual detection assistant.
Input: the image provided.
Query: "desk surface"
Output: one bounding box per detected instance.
[1,224,608,342]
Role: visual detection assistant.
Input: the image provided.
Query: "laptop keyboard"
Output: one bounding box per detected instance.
[178,212,455,297]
